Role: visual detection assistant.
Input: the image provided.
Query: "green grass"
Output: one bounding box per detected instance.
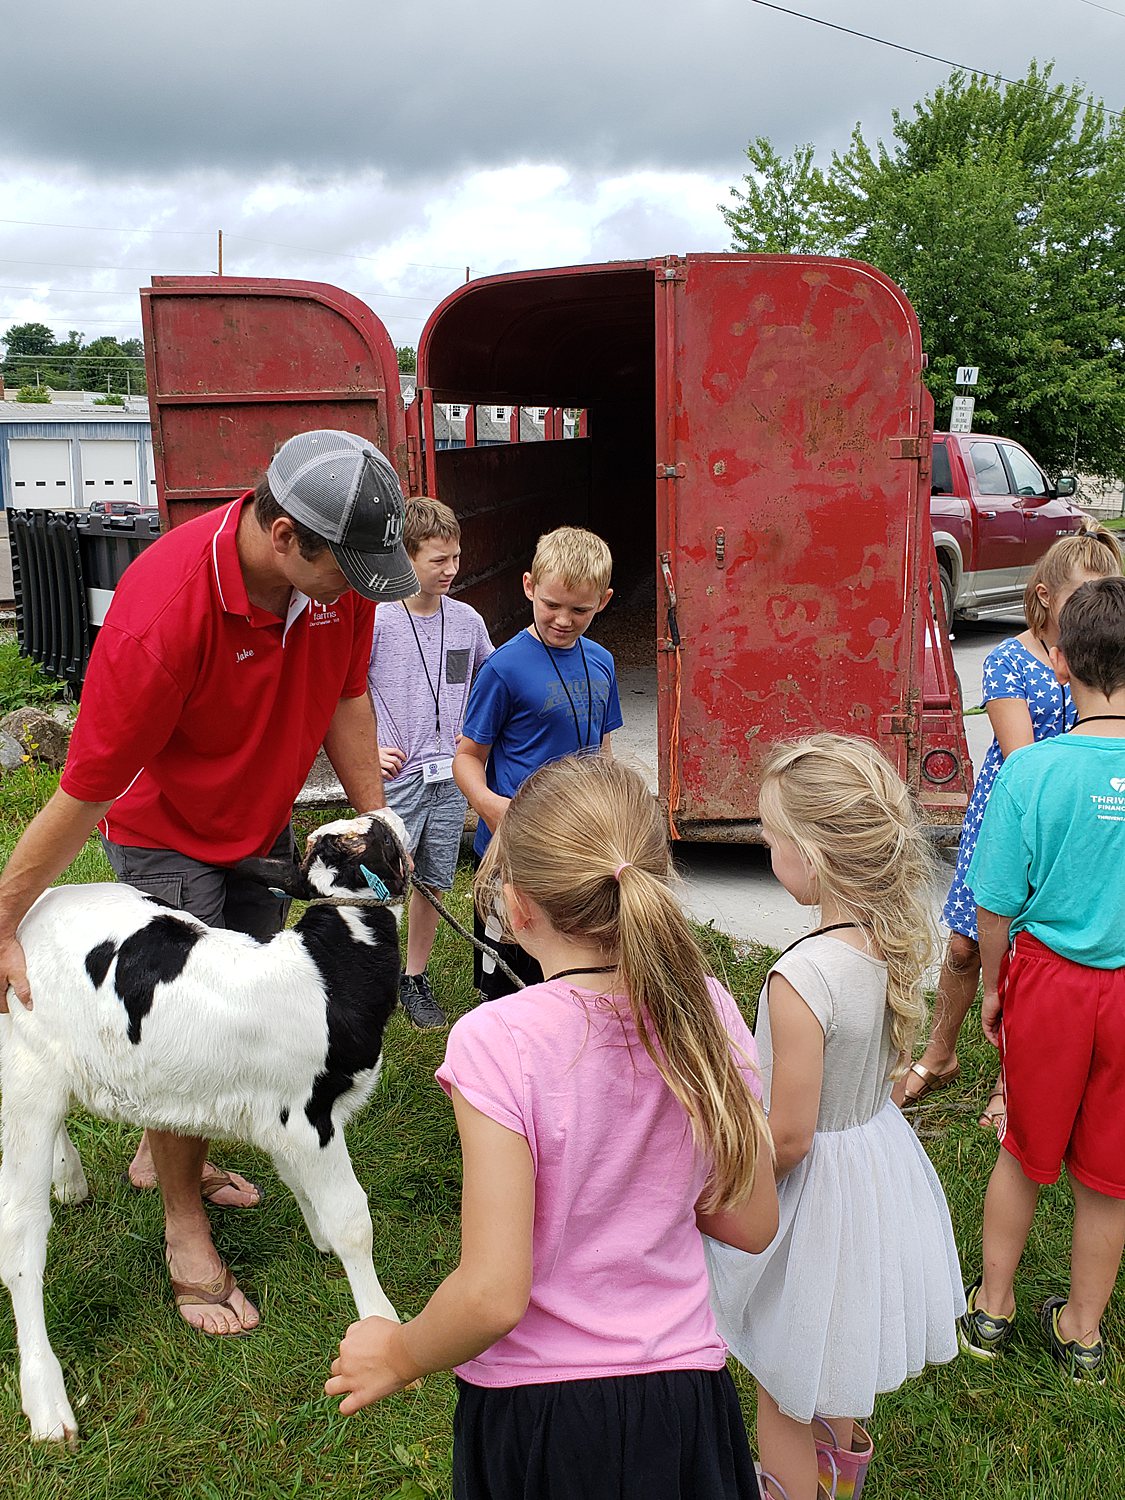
[0,643,72,717]
[1,767,1121,1498]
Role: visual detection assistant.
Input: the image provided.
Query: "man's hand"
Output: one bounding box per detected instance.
[0,934,31,1013]
[378,745,405,780]
[325,1316,422,1415]
[982,987,1003,1047]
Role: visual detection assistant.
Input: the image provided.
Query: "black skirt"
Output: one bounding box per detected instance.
[452,1367,761,1500]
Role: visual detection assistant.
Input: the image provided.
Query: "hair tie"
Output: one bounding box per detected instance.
[613,862,632,881]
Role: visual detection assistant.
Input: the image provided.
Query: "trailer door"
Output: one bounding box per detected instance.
[141,277,406,528]
[654,253,936,834]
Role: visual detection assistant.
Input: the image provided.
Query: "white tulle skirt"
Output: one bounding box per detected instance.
[705,1101,965,1422]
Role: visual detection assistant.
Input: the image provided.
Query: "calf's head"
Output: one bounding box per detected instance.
[237,810,410,903]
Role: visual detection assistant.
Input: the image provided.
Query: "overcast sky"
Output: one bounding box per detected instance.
[2,0,1121,360]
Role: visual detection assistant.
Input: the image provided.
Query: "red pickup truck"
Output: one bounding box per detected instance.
[929,431,1087,622]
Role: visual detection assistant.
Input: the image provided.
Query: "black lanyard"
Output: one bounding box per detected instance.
[775,922,860,963]
[403,600,445,748]
[1069,716,1125,730]
[532,626,595,749]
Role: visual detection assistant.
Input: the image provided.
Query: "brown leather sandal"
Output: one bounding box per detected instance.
[901,1060,960,1103]
[167,1253,256,1336]
[199,1166,262,1209]
[978,1085,1006,1132]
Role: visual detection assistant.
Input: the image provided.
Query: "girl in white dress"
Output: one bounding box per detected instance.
[706,734,964,1500]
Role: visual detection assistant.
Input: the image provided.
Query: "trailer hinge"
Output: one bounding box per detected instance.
[656,257,688,283]
[406,432,421,493]
[887,424,932,462]
[656,463,686,479]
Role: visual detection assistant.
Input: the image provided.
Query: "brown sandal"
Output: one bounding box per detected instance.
[978,1085,1006,1132]
[167,1253,256,1336]
[901,1060,960,1103]
[199,1166,262,1209]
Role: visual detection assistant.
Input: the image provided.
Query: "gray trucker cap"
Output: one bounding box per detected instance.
[266,430,418,602]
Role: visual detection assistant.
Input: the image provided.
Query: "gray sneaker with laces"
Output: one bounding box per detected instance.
[1041,1296,1107,1383]
[399,971,447,1030]
[958,1281,1015,1361]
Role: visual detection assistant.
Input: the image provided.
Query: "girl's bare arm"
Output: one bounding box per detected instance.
[696,1119,779,1252]
[761,973,824,1181]
[985,696,1035,758]
[327,1087,534,1413]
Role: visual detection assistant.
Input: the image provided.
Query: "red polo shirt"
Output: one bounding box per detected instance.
[62,495,376,862]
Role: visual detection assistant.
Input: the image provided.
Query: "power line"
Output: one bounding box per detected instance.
[743,0,1124,122]
[1075,0,1125,15]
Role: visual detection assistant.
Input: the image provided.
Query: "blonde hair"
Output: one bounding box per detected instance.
[477,755,769,1211]
[403,496,460,557]
[529,527,612,595]
[758,733,936,1065]
[1023,530,1122,635]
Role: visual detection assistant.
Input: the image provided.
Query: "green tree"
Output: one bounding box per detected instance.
[2,322,56,358]
[73,335,146,396]
[720,138,835,254]
[725,63,1125,478]
[397,345,417,374]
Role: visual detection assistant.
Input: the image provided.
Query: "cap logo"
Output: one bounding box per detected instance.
[382,511,404,548]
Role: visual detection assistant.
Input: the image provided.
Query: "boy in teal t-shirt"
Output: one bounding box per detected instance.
[958,576,1125,1380]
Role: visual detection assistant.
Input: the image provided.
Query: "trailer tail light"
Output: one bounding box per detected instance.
[922,748,960,785]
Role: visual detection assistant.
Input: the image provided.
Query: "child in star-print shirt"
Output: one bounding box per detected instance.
[893,531,1122,1128]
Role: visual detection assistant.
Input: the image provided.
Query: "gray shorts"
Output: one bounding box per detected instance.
[384,772,466,891]
[100,826,296,940]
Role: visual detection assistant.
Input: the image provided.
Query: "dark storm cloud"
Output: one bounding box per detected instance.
[5,1,1120,183]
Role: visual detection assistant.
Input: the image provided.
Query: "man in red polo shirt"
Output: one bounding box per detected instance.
[0,429,417,1336]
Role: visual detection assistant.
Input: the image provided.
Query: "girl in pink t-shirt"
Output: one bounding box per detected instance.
[327,755,778,1499]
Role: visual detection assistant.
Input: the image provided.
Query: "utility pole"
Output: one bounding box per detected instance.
[218,229,224,276]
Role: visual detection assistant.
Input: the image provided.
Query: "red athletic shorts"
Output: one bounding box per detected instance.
[999,932,1125,1199]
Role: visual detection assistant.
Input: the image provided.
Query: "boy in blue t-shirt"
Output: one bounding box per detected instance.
[454,526,622,998]
[958,576,1125,1381]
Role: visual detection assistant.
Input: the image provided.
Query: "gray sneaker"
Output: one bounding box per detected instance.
[958,1281,1015,1361]
[399,971,447,1030]
[1041,1296,1107,1383]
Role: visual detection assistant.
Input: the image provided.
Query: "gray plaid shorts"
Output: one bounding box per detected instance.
[384,772,466,891]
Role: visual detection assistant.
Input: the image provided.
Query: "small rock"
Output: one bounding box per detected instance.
[0,707,71,769]
[0,729,24,773]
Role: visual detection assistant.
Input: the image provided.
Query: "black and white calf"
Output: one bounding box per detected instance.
[0,810,409,1446]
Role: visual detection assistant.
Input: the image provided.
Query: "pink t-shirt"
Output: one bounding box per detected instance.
[435,976,762,1387]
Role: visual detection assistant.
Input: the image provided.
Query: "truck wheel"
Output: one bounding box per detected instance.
[939,568,955,629]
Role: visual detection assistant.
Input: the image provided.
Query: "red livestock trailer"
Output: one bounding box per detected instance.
[140,255,971,840]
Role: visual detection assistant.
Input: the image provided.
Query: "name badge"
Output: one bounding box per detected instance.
[421,756,454,785]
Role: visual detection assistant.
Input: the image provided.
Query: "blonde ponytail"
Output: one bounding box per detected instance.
[476,756,769,1210]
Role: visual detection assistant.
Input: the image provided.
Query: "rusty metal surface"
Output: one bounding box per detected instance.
[140,277,406,528]
[654,253,971,829]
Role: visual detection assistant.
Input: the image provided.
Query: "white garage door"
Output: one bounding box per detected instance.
[79,439,141,503]
[9,439,74,508]
[145,441,158,505]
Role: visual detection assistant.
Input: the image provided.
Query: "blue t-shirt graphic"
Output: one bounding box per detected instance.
[463,628,624,856]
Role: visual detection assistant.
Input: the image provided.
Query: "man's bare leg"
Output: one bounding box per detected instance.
[150,1130,259,1335]
[129,1129,261,1208]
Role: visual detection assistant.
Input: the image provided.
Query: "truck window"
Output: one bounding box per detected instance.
[968,442,1011,497]
[930,443,954,495]
[1002,444,1049,498]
